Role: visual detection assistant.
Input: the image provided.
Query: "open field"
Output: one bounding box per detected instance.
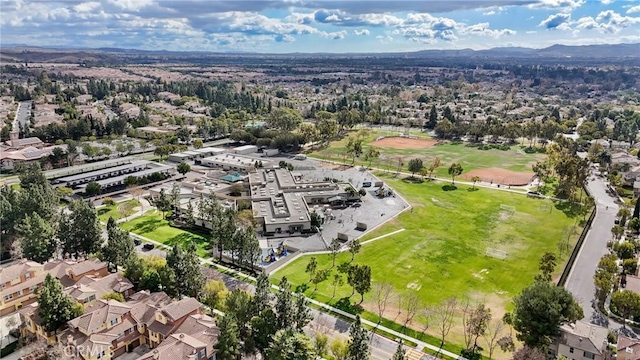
[310,131,544,182]
[273,174,582,356]
[120,210,211,258]
[97,199,140,222]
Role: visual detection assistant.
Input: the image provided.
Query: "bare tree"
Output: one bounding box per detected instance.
[373,282,395,326]
[419,306,433,338]
[460,298,474,350]
[435,297,457,356]
[129,187,144,204]
[402,292,421,331]
[484,319,506,360]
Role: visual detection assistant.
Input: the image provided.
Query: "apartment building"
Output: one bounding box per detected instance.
[0,260,46,316]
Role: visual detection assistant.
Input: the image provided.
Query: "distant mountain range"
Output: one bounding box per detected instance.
[0,43,637,63]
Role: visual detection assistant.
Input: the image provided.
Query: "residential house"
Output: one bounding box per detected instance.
[67,273,135,308]
[624,165,640,186]
[45,258,109,287]
[634,181,640,198]
[617,335,640,360]
[144,297,202,349]
[551,321,609,360]
[0,260,46,316]
[621,274,640,293]
[136,312,220,360]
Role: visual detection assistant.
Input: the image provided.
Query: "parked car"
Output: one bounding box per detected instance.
[133,238,142,246]
[143,243,155,250]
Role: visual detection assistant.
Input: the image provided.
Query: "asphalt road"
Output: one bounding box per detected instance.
[564,174,637,335]
[12,100,32,132]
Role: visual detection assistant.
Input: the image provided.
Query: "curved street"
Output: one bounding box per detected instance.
[564,173,638,337]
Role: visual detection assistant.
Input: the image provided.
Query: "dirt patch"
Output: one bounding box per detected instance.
[371,137,437,150]
[462,167,534,186]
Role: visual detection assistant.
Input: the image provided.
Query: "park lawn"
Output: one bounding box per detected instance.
[98,199,140,222]
[311,131,544,178]
[274,174,582,356]
[120,210,212,258]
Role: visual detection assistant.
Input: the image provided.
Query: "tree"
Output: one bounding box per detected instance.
[59,200,102,259]
[315,332,329,358]
[392,341,407,360]
[266,330,316,360]
[167,241,204,298]
[102,292,125,302]
[177,162,191,175]
[329,238,341,267]
[610,290,640,328]
[435,297,457,355]
[512,281,583,347]
[331,338,349,360]
[427,157,442,180]
[293,294,313,332]
[618,207,631,227]
[275,277,296,331]
[401,292,421,330]
[364,148,380,168]
[346,137,364,164]
[151,188,172,219]
[611,226,625,241]
[594,253,619,306]
[348,264,372,303]
[85,181,101,197]
[464,303,491,354]
[348,239,361,262]
[311,269,331,292]
[200,279,228,310]
[17,212,57,263]
[484,320,506,360]
[331,273,344,298]
[512,346,546,360]
[614,241,635,259]
[39,274,83,333]
[623,258,638,275]
[534,252,557,283]
[216,314,241,360]
[448,163,463,185]
[347,315,370,360]
[102,220,134,272]
[471,176,481,190]
[253,271,272,314]
[305,257,318,282]
[427,105,438,129]
[407,158,424,178]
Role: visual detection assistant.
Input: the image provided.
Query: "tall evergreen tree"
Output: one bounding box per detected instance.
[253,272,272,314]
[216,314,241,360]
[347,315,370,360]
[275,277,296,331]
[392,341,407,360]
[59,200,102,259]
[166,241,204,298]
[17,212,58,263]
[427,105,438,129]
[266,330,316,360]
[102,218,135,271]
[39,274,83,333]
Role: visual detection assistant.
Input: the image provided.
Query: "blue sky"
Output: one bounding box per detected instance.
[1,0,639,52]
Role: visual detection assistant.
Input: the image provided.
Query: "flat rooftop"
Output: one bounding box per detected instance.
[203,153,258,166]
[55,160,151,183]
[77,163,173,188]
[193,147,226,154]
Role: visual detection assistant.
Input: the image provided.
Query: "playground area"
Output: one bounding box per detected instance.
[370,136,437,150]
[274,174,582,353]
[461,167,535,186]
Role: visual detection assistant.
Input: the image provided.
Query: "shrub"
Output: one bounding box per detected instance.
[102,197,115,206]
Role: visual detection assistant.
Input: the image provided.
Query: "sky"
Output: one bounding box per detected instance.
[1,0,639,53]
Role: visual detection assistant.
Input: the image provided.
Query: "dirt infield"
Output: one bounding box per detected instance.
[370,137,437,149]
[461,168,534,186]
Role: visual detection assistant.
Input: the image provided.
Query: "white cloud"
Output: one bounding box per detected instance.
[528,0,585,9]
[107,0,154,12]
[600,0,614,4]
[539,13,572,30]
[627,5,640,14]
[459,23,516,38]
[376,35,393,43]
[354,29,370,36]
[483,11,496,16]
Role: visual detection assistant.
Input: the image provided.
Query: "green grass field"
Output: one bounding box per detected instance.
[98,199,140,222]
[274,174,582,354]
[120,210,211,258]
[310,130,545,178]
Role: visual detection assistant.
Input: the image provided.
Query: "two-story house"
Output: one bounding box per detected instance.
[45,258,109,287]
[144,297,202,349]
[618,335,640,360]
[66,273,134,308]
[136,313,220,360]
[551,321,609,360]
[0,260,47,316]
